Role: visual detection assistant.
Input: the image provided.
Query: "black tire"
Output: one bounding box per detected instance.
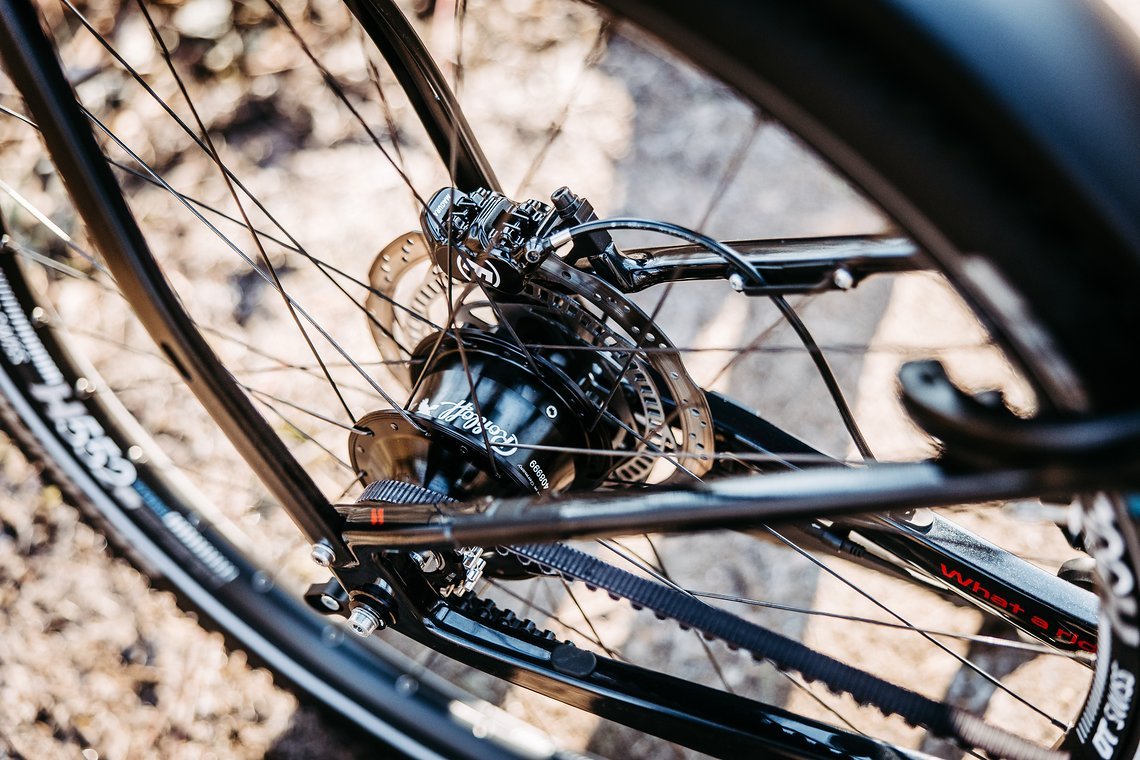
[2,0,1140,757]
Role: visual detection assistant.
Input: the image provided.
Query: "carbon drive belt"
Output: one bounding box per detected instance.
[349,480,1063,760]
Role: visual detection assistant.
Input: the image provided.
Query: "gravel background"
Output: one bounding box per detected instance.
[1,1,1139,758]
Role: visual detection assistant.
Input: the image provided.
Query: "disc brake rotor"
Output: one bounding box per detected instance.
[365,233,447,387]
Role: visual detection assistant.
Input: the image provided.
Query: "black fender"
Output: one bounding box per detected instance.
[601,0,1140,411]
[878,0,1140,256]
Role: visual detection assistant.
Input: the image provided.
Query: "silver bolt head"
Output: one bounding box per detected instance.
[411,551,444,574]
[832,267,855,290]
[348,605,383,637]
[728,273,745,292]
[310,542,336,567]
[318,594,341,611]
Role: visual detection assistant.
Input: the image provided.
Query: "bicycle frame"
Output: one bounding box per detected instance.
[1,0,1133,754]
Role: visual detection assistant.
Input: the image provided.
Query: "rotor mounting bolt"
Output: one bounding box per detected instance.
[347,604,385,637]
[310,541,336,567]
[832,267,855,290]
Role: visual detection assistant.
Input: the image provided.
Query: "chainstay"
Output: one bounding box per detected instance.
[505,542,1065,760]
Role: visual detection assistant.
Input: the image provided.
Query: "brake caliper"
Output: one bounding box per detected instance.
[421,187,554,294]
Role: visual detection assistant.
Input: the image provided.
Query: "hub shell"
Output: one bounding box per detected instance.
[350,331,609,499]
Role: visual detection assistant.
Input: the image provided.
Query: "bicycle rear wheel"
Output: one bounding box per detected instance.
[2,0,1140,757]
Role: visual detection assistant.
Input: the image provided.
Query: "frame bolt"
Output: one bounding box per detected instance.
[310,541,336,567]
[728,272,746,292]
[345,582,397,635]
[348,604,384,637]
[410,550,444,574]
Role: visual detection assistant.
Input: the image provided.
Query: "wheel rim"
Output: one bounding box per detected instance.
[0,0,1130,756]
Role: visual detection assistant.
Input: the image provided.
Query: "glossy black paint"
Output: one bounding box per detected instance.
[596,0,1140,411]
[343,0,500,193]
[366,549,928,760]
[420,186,553,294]
[0,0,353,563]
[901,360,1140,465]
[0,247,509,760]
[8,0,1140,753]
[344,459,1134,550]
[351,329,617,495]
[590,234,925,295]
[348,379,1109,669]
[702,390,826,474]
[859,511,1098,654]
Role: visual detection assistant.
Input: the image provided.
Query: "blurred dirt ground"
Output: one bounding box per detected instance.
[1,0,1140,758]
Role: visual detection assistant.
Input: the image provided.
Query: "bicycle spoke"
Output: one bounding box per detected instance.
[261,0,431,210]
[251,395,356,473]
[357,28,410,177]
[200,325,382,398]
[625,536,737,695]
[0,0,1102,753]
[486,578,626,659]
[80,103,423,429]
[0,177,115,280]
[689,590,1092,660]
[704,295,818,390]
[441,266,502,474]
[56,0,435,352]
[557,577,621,659]
[6,238,112,287]
[0,100,36,127]
[779,671,867,736]
[519,340,997,357]
[510,441,848,465]
[242,384,370,436]
[587,279,678,431]
[60,327,173,367]
[513,22,610,197]
[105,160,424,353]
[692,112,763,231]
[400,280,476,408]
[134,0,368,429]
[482,296,543,375]
[764,526,1068,730]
